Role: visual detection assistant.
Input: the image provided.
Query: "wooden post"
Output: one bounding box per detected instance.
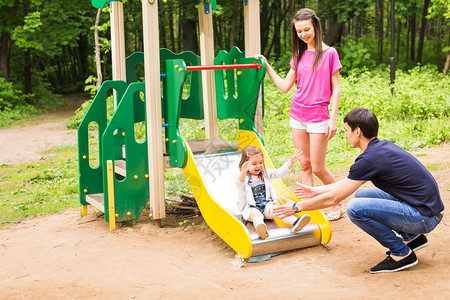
[110,1,127,108]
[142,0,165,220]
[198,4,219,140]
[244,0,263,135]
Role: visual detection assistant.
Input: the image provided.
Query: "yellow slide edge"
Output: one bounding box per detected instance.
[181,137,253,258]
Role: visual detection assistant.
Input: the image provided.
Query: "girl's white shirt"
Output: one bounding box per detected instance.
[236,162,291,221]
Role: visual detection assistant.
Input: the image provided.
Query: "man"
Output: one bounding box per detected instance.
[274,107,444,273]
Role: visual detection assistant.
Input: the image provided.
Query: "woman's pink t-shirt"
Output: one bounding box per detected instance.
[289,47,342,123]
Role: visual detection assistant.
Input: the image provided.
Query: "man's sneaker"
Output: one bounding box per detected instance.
[255,223,269,240]
[292,214,311,232]
[386,234,428,255]
[370,251,418,274]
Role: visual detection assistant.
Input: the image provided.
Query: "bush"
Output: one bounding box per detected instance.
[262,64,449,164]
[339,36,376,76]
[0,77,26,110]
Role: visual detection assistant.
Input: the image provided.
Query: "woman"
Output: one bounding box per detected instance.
[256,8,343,221]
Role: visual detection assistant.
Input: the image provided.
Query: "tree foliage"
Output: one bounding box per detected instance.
[0,0,448,108]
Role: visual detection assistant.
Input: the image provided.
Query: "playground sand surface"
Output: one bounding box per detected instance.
[0,95,449,299]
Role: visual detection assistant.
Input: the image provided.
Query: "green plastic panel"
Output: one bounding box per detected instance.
[125,50,203,120]
[236,57,266,131]
[214,46,265,131]
[78,80,128,205]
[162,59,188,168]
[160,49,203,120]
[125,52,144,84]
[214,47,245,120]
[91,0,122,8]
[101,82,149,222]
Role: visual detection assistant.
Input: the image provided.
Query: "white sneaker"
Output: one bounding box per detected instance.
[292,214,310,232]
[255,223,269,239]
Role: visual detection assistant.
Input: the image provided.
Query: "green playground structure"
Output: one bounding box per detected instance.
[78,0,331,259]
[78,47,265,223]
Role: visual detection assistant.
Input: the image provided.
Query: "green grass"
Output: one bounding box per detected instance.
[0,145,80,225]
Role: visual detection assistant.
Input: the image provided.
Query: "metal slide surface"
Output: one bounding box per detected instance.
[181,131,331,258]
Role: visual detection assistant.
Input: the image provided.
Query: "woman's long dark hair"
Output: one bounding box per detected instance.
[291,8,324,71]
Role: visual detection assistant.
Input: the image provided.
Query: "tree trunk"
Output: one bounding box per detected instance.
[181,19,198,53]
[417,0,431,64]
[94,8,103,90]
[0,31,12,81]
[167,4,175,50]
[260,1,272,54]
[396,18,401,61]
[24,50,32,98]
[324,11,344,46]
[410,12,416,61]
[177,6,182,52]
[443,51,450,76]
[0,0,19,81]
[273,1,281,59]
[229,0,238,48]
[376,0,384,64]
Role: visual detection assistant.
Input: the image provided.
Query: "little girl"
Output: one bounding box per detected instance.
[236,145,310,239]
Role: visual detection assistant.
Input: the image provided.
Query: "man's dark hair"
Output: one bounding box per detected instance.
[344,107,379,139]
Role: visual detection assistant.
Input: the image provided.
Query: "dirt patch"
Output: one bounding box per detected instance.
[0,94,87,165]
[0,101,449,298]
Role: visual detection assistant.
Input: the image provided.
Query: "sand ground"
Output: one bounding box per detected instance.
[0,96,449,299]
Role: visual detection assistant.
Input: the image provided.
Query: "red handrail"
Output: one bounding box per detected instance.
[186,62,261,71]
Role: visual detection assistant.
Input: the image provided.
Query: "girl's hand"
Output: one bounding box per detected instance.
[241,161,250,173]
[238,161,250,182]
[291,148,303,162]
[326,119,337,140]
[287,149,303,168]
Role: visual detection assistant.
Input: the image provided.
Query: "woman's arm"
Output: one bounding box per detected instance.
[326,70,340,140]
[255,55,297,93]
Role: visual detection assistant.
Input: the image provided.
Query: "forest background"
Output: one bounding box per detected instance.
[0,0,449,109]
[0,0,449,222]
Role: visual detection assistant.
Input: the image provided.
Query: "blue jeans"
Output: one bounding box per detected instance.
[347,188,442,256]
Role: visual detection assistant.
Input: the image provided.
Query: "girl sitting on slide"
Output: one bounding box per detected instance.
[236,145,310,239]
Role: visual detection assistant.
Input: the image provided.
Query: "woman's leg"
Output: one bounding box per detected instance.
[309,133,335,184]
[292,128,313,186]
[309,132,343,220]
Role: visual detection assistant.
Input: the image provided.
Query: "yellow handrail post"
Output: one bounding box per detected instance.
[106,160,116,232]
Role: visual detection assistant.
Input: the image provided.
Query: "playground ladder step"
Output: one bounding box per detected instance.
[113,156,173,178]
[86,193,105,212]
[187,139,238,154]
[115,160,126,177]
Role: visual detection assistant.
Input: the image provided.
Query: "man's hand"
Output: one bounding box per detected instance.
[272,196,297,218]
[295,182,317,199]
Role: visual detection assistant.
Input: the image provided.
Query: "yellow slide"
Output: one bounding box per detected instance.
[182,130,331,259]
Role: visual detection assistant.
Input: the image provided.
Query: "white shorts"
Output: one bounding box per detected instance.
[289,117,329,133]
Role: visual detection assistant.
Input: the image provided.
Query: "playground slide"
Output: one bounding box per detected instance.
[182,130,331,259]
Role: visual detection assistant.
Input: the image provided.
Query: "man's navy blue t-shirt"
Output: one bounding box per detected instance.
[348,138,444,217]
